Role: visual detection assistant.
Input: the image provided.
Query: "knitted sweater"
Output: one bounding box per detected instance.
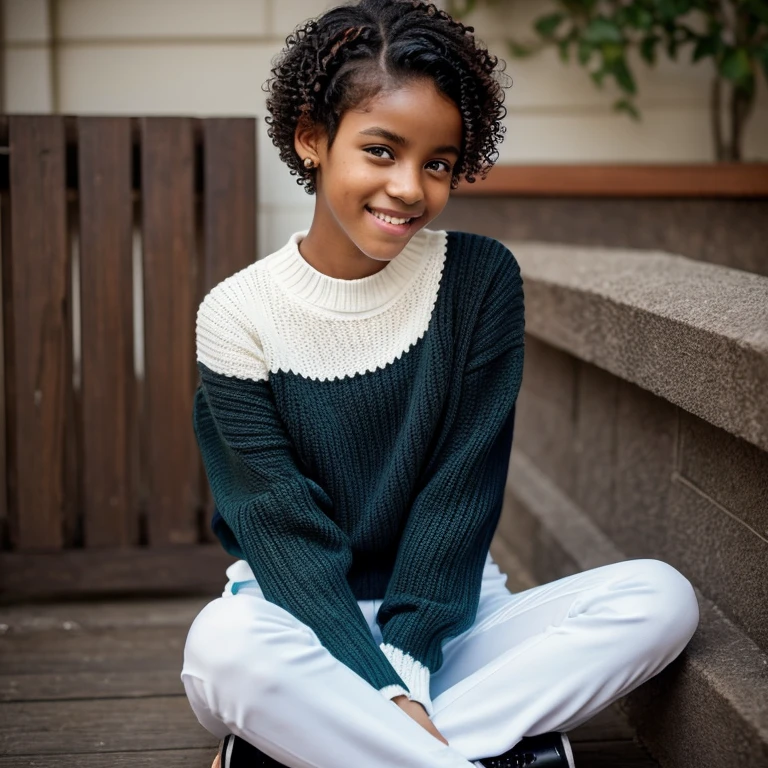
[193,228,525,715]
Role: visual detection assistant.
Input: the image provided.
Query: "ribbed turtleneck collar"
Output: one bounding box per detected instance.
[263,228,440,314]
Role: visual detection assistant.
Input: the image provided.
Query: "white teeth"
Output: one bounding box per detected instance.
[369,208,411,226]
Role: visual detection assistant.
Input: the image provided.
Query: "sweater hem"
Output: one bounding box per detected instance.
[379,684,410,702]
[380,643,433,716]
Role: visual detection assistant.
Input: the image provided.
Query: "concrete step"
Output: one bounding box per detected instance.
[496,451,768,768]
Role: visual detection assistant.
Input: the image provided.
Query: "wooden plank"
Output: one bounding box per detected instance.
[454,163,768,198]
[0,544,235,602]
[200,118,258,542]
[78,117,139,549]
[0,698,653,764]
[0,596,208,631]
[0,744,655,768]
[0,625,187,675]
[140,118,200,546]
[0,749,215,768]
[4,116,70,550]
[0,695,217,754]
[0,744,654,768]
[0,669,185,702]
[63,190,81,550]
[0,195,8,550]
[202,118,257,291]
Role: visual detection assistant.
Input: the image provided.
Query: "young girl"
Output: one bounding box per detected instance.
[181,1,700,766]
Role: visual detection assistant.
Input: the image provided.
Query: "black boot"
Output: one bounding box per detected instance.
[479,731,575,768]
[217,734,286,767]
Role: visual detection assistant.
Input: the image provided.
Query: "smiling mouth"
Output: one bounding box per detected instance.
[365,206,419,226]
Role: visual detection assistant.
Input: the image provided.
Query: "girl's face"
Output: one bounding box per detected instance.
[296,78,463,271]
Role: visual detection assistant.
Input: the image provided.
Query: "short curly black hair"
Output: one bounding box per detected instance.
[264,0,510,195]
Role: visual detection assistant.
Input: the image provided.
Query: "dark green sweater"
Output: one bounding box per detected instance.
[193,228,524,715]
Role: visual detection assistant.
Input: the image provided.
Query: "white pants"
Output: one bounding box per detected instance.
[181,554,699,768]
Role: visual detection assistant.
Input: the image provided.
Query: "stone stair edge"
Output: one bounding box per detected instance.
[505,240,768,453]
[500,450,768,768]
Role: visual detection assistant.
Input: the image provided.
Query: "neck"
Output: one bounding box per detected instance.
[299,228,389,281]
[298,195,392,280]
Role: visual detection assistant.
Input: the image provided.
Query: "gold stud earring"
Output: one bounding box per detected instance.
[303,157,316,169]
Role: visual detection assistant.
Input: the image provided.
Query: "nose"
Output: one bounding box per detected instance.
[386,164,424,207]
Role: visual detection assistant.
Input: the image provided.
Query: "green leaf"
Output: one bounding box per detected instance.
[447,0,475,17]
[534,12,565,38]
[634,7,654,31]
[611,57,637,94]
[601,42,624,65]
[578,39,594,65]
[582,17,624,45]
[656,0,685,23]
[558,37,571,63]
[667,36,679,60]
[590,67,607,88]
[720,47,753,85]
[507,40,538,58]
[692,35,719,63]
[640,35,660,65]
[614,98,641,121]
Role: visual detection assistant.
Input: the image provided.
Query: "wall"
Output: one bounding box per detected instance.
[496,243,768,768]
[4,0,768,260]
[433,196,768,277]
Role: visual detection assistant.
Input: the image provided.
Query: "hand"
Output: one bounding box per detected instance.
[392,695,449,746]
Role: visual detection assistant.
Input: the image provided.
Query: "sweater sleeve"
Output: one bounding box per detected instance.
[376,242,525,715]
[193,285,409,702]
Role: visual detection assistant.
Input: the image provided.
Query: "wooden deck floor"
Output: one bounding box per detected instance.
[0,562,658,767]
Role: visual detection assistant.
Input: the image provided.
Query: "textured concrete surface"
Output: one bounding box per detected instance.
[678,411,768,539]
[572,363,619,533]
[612,378,678,552]
[510,243,768,451]
[500,451,768,768]
[514,342,768,652]
[514,337,579,498]
[663,479,768,650]
[434,197,768,277]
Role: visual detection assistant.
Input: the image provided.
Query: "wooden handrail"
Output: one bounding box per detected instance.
[454,163,768,198]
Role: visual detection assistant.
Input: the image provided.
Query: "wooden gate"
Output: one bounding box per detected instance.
[0,116,256,602]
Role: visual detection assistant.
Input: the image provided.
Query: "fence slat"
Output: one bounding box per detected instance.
[78,118,138,548]
[141,118,199,546]
[0,545,235,602]
[203,118,257,290]
[199,118,258,540]
[4,117,70,551]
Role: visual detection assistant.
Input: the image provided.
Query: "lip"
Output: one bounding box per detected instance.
[365,206,421,236]
[367,206,424,220]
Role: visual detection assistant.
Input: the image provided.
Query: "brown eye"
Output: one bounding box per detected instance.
[426,160,452,173]
[364,146,395,160]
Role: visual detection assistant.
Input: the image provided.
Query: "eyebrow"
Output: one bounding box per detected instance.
[358,127,460,157]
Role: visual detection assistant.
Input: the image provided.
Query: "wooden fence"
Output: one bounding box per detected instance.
[0,116,255,602]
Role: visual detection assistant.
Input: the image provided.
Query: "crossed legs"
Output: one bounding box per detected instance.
[181,556,699,767]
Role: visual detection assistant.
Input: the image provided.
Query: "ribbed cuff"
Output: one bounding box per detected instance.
[380,643,433,716]
[379,684,410,703]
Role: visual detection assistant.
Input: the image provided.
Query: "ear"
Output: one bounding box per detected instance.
[294,121,325,166]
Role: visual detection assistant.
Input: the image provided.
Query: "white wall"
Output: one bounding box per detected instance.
[4,0,768,258]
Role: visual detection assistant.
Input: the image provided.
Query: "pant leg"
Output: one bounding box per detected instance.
[180,570,477,768]
[430,558,700,762]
